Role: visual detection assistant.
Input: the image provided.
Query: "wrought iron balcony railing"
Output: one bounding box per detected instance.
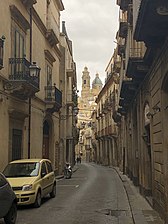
[4,58,40,100]
[45,85,62,112]
[67,90,78,106]
[9,58,39,88]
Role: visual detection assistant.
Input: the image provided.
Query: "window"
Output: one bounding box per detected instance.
[3,163,40,177]
[46,161,53,173]
[46,64,53,100]
[14,30,25,58]
[84,80,86,84]
[11,20,26,58]
[41,162,47,176]
[46,64,52,86]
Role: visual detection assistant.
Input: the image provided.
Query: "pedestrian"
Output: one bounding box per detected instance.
[76,157,79,164]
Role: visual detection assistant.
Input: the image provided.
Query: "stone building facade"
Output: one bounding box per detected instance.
[95,50,119,166]
[115,0,168,221]
[92,0,168,221]
[59,21,78,169]
[0,0,77,175]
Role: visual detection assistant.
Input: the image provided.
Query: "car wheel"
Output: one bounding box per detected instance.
[34,191,41,208]
[50,183,56,198]
[4,202,17,224]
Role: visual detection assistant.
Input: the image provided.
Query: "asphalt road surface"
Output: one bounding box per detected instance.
[1,163,134,224]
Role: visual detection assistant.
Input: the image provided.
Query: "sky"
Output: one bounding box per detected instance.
[61,0,119,93]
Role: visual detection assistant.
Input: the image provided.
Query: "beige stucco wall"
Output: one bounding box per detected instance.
[0,0,63,171]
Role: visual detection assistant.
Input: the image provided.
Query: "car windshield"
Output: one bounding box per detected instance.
[3,162,40,178]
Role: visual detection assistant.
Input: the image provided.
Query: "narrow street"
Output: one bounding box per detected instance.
[1,163,162,224]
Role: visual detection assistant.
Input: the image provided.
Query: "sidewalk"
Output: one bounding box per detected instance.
[114,167,164,224]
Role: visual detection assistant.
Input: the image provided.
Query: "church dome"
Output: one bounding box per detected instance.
[92,73,103,86]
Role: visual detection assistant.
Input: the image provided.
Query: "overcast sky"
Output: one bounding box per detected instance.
[61,0,119,93]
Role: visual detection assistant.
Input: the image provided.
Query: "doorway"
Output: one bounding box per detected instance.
[43,121,50,159]
[12,129,22,160]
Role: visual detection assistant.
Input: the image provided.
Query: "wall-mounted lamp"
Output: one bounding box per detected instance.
[146,112,153,119]
[146,105,161,119]
[152,105,160,114]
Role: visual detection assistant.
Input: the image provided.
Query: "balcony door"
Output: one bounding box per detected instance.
[47,64,52,86]
[14,30,25,58]
[11,22,26,77]
[46,64,53,100]
[11,19,26,58]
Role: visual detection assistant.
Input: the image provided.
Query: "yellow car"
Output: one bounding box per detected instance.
[3,159,56,207]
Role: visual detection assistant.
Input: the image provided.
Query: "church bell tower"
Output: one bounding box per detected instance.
[81,66,91,98]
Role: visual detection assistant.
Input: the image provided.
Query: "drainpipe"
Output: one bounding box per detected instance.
[28,6,32,159]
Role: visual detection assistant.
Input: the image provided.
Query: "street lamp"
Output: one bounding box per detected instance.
[29,62,41,79]
[28,62,41,159]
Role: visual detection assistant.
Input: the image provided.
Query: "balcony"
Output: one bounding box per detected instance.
[45,86,62,113]
[117,0,132,11]
[112,110,121,123]
[113,59,121,73]
[125,47,148,79]
[0,36,5,70]
[117,107,127,116]
[46,15,59,47]
[66,62,76,77]
[66,91,78,106]
[108,125,117,137]
[4,58,40,100]
[134,0,168,47]
[119,21,128,39]
[127,4,133,25]
[102,103,108,115]
[104,98,110,109]
[109,92,115,105]
[119,80,139,113]
[118,44,125,57]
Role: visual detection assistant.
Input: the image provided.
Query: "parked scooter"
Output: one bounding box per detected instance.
[64,162,72,179]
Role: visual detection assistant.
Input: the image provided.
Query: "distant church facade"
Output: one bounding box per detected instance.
[76,67,103,161]
[78,66,103,124]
